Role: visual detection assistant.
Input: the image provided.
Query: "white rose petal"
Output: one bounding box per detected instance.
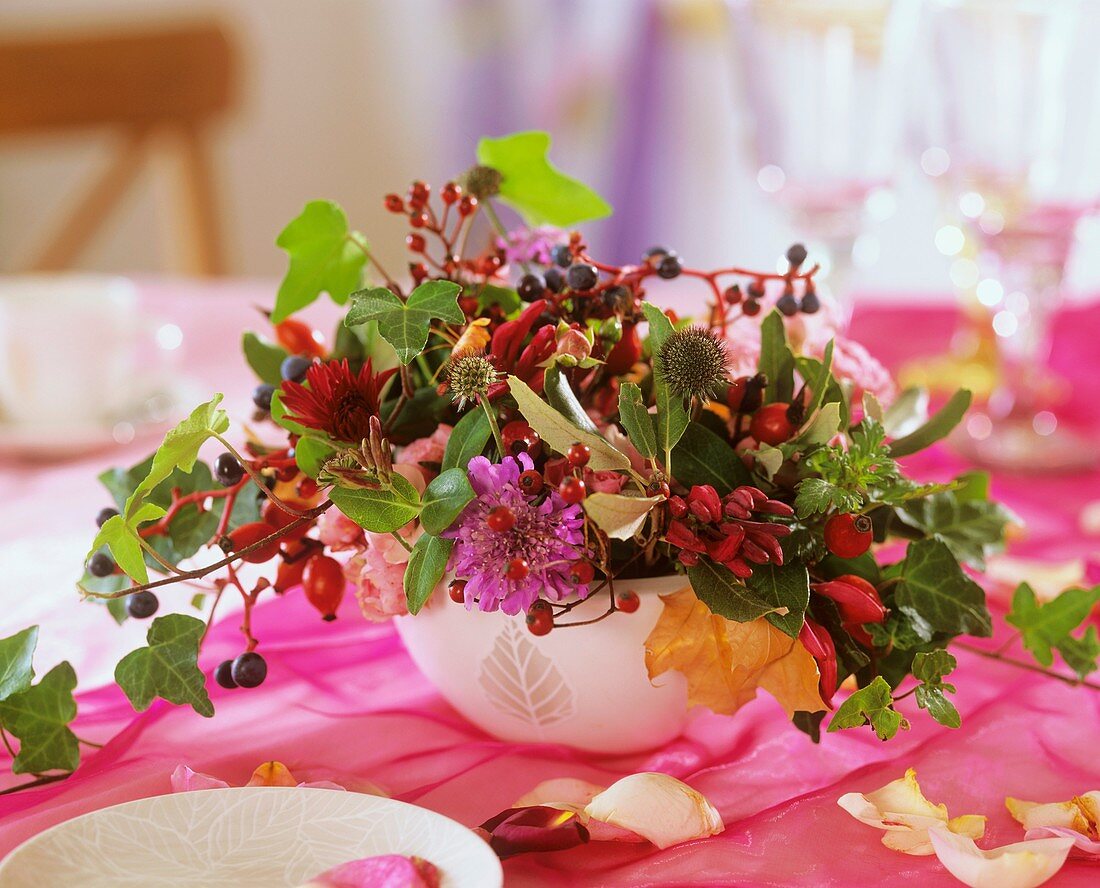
[929,827,1073,888]
[583,772,724,850]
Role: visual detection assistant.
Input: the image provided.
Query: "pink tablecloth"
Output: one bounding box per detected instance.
[1,282,1099,886]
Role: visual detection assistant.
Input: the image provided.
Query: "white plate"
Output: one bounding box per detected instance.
[0,787,502,888]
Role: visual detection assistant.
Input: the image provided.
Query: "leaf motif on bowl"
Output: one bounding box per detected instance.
[477,620,575,728]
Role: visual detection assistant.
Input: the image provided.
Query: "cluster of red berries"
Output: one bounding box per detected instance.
[521,586,641,637]
[501,419,591,505]
[664,484,794,577]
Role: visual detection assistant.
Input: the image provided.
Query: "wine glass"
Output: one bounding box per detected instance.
[726,0,921,320]
[922,0,1100,472]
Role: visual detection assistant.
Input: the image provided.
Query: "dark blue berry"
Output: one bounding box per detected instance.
[550,244,573,268]
[215,659,238,689]
[657,254,683,279]
[127,590,159,619]
[252,383,276,411]
[517,273,546,300]
[214,452,245,487]
[743,299,762,317]
[566,263,599,291]
[777,290,800,317]
[786,243,808,267]
[96,507,119,528]
[280,355,312,382]
[232,652,268,688]
[643,246,670,261]
[88,551,115,578]
[543,268,565,292]
[800,291,821,314]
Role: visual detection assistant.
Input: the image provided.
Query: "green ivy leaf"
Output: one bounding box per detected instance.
[328,474,422,533]
[442,408,491,472]
[888,389,971,458]
[758,311,795,403]
[273,200,367,322]
[114,615,213,717]
[641,304,689,469]
[687,559,779,623]
[747,562,810,639]
[670,422,752,495]
[894,538,992,637]
[1006,583,1100,678]
[404,535,454,616]
[345,281,463,364]
[87,504,167,584]
[478,284,521,314]
[0,662,79,774]
[0,626,38,700]
[897,489,1013,568]
[912,650,961,728]
[242,332,289,385]
[419,468,475,535]
[508,375,631,472]
[617,382,657,460]
[476,131,612,226]
[866,607,934,651]
[827,676,909,741]
[583,493,663,540]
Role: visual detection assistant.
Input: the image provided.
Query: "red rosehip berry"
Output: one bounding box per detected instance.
[274,318,326,359]
[226,522,282,563]
[750,402,796,446]
[569,561,596,585]
[458,195,478,216]
[448,579,467,603]
[823,513,874,559]
[723,284,742,305]
[616,590,640,613]
[406,233,426,252]
[440,181,461,204]
[261,499,310,542]
[501,420,541,457]
[647,481,671,498]
[384,193,405,213]
[558,477,587,504]
[302,554,345,621]
[487,506,516,533]
[518,469,544,495]
[409,212,429,229]
[526,606,553,636]
[566,442,591,468]
[506,558,530,581]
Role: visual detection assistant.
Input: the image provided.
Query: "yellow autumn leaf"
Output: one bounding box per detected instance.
[452,318,492,356]
[645,586,825,716]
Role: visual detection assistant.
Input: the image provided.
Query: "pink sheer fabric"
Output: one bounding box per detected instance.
[1,285,1098,886]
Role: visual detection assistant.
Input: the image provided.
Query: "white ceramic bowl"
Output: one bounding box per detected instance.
[396,574,691,753]
[0,787,501,888]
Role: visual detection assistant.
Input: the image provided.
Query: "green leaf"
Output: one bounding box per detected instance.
[1006,583,1100,678]
[87,504,166,584]
[754,445,785,480]
[1056,628,1100,679]
[827,676,909,740]
[419,468,475,535]
[273,200,367,322]
[894,538,992,637]
[507,375,631,472]
[866,608,934,651]
[794,478,861,518]
[617,382,657,460]
[641,304,689,468]
[882,387,929,438]
[404,535,455,615]
[345,281,463,364]
[442,408,491,472]
[799,340,834,418]
[544,366,600,435]
[0,662,79,774]
[582,493,663,540]
[294,436,335,479]
[242,332,288,385]
[687,559,780,623]
[758,311,795,402]
[328,474,422,533]
[269,389,309,437]
[0,627,38,701]
[898,489,1013,568]
[912,650,961,728]
[670,422,751,495]
[888,389,971,458]
[114,614,213,717]
[477,284,521,314]
[747,562,810,638]
[476,131,612,226]
[794,401,842,447]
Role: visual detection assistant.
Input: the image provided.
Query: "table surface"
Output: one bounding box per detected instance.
[1,280,1099,887]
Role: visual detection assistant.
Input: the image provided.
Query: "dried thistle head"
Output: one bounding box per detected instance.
[658,325,730,401]
[447,352,500,408]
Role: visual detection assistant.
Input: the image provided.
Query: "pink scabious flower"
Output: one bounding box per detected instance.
[496,226,568,266]
[443,453,587,615]
[344,528,420,621]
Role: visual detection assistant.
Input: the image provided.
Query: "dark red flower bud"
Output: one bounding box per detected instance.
[812,575,886,625]
[799,617,838,707]
[687,485,723,523]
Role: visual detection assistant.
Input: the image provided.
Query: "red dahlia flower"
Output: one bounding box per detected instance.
[280,358,397,443]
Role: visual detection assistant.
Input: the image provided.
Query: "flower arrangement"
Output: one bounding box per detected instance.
[1,131,1097,784]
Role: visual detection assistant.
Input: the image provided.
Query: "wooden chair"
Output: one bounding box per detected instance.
[0,22,237,275]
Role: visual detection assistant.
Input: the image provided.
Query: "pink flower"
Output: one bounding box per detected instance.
[496,225,568,266]
[345,528,421,621]
[317,510,365,551]
[397,425,452,481]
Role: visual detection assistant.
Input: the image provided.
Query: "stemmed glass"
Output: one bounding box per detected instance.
[922,0,1100,471]
[726,0,921,319]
